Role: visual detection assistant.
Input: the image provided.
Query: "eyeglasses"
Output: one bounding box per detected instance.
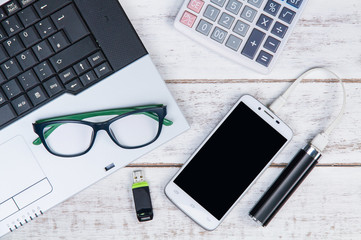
[32,105,172,158]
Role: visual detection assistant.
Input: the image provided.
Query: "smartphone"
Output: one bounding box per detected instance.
[165,95,293,230]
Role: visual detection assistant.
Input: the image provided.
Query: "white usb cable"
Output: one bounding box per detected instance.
[269,67,347,152]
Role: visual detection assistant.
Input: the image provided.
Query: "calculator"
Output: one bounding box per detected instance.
[175,0,308,74]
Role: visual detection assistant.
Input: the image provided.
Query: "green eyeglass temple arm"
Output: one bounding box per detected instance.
[33,105,173,146]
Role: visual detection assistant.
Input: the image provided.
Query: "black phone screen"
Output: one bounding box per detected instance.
[174,102,287,220]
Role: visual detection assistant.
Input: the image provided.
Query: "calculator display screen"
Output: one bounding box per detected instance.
[174,102,287,220]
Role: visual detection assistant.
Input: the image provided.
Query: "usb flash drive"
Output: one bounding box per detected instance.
[132,170,153,222]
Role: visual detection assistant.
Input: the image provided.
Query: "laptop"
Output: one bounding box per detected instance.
[0,0,189,236]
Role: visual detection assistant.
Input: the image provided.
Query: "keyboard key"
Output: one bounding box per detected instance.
[11,94,31,115]
[264,36,281,53]
[88,52,105,67]
[34,61,54,81]
[218,13,235,29]
[225,0,242,15]
[0,90,6,105]
[36,18,56,38]
[210,0,226,7]
[73,59,90,75]
[34,0,71,18]
[241,28,265,59]
[241,6,257,23]
[287,0,303,9]
[0,45,8,63]
[17,49,38,70]
[271,21,288,38]
[32,40,54,61]
[59,68,75,84]
[0,71,6,84]
[233,20,250,37]
[65,78,82,93]
[180,11,197,28]
[18,6,39,27]
[203,5,220,22]
[0,104,16,126]
[1,59,22,79]
[18,49,38,71]
[2,79,22,99]
[279,7,296,24]
[0,28,7,42]
[49,36,98,72]
[4,36,24,57]
[196,19,213,36]
[80,70,97,86]
[187,0,204,14]
[210,27,227,44]
[51,4,89,43]
[2,15,23,36]
[19,0,37,7]
[27,86,48,106]
[4,1,20,16]
[248,0,264,8]
[20,26,41,47]
[256,14,273,31]
[256,50,273,66]
[225,34,242,51]
[0,8,7,21]
[264,0,281,16]
[43,76,63,97]
[94,62,112,78]
[18,69,39,90]
[48,31,70,52]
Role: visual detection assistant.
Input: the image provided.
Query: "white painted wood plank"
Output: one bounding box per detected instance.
[128,82,361,165]
[119,0,361,80]
[4,167,361,240]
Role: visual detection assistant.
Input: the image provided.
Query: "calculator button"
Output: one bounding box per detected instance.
[211,27,227,44]
[233,20,250,37]
[286,0,303,9]
[248,0,265,8]
[256,14,273,31]
[225,34,242,51]
[187,0,204,14]
[256,50,273,67]
[241,6,257,23]
[271,21,288,38]
[279,7,296,24]
[180,11,197,28]
[203,5,220,22]
[196,19,213,36]
[218,13,235,29]
[264,36,280,53]
[264,0,281,16]
[241,29,265,59]
[225,0,243,15]
[211,0,226,7]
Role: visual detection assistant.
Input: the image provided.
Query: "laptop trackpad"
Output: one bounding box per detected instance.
[0,136,52,220]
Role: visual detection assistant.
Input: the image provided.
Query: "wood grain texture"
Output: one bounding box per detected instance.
[3,0,361,239]
[4,167,361,240]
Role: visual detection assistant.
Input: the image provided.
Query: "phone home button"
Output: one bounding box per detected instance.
[174,190,179,194]
[190,204,195,208]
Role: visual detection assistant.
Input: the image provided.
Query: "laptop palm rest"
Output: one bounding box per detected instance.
[0,136,52,221]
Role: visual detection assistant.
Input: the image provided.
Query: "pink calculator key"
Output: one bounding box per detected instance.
[187,0,204,13]
[180,11,197,28]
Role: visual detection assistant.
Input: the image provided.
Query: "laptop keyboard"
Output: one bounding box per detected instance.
[0,0,113,129]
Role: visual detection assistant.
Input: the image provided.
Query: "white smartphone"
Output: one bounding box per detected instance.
[165,95,293,230]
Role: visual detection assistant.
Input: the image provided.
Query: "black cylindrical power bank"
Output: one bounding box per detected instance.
[249,144,322,226]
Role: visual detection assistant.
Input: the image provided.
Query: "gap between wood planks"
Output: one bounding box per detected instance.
[126,163,361,168]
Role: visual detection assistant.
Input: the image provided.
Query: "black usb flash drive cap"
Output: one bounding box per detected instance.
[132,170,153,222]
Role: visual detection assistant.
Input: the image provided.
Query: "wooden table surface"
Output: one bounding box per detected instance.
[5,0,361,239]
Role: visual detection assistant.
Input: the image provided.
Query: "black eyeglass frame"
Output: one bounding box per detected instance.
[33,106,168,158]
